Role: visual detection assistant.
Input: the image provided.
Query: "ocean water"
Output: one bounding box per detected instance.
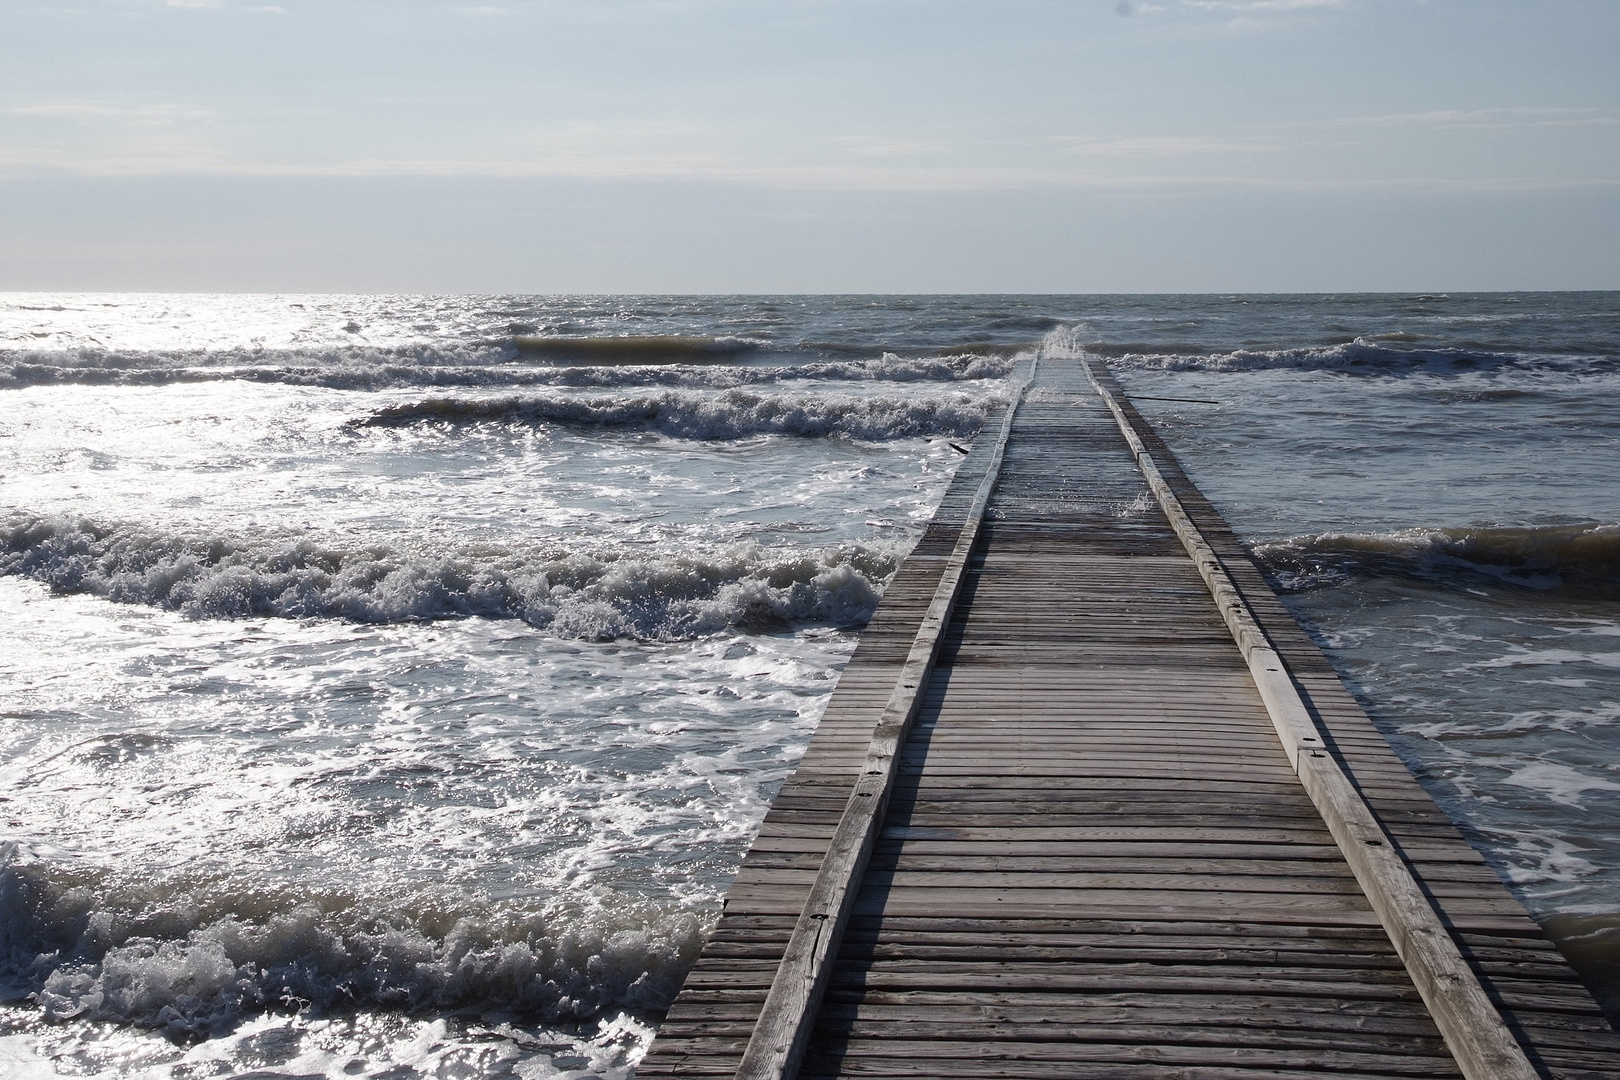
[1,292,1616,1077]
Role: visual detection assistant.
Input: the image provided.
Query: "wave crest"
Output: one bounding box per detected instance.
[1253,522,1620,594]
[1096,338,1615,375]
[0,514,907,638]
[351,388,993,440]
[510,335,760,362]
[2,844,700,1035]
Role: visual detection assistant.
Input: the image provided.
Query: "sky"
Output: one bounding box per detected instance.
[2,0,1617,293]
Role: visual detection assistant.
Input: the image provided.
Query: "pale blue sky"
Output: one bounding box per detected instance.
[3,0,1617,291]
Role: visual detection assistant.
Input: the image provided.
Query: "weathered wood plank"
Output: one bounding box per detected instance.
[731,357,1041,1080]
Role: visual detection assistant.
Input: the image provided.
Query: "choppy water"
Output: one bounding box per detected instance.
[2,292,1616,1076]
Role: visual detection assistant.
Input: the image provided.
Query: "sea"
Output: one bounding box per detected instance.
[1,292,1616,1078]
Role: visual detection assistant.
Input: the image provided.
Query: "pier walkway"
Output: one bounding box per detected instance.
[636,355,1620,1080]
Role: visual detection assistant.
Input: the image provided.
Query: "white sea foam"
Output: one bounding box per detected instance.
[351,388,996,441]
[1474,648,1620,669]
[1489,831,1601,888]
[0,514,906,638]
[0,579,848,1072]
[2,843,700,1037]
[1500,762,1620,808]
[0,1010,654,1080]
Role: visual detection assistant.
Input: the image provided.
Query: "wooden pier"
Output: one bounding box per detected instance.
[636,355,1620,1080]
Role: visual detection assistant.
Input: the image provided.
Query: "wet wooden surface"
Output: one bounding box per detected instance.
[637,360,1620,1080]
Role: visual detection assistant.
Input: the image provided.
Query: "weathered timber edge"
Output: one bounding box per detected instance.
[1080,354,1541,1080]
[731,353,1041,1080]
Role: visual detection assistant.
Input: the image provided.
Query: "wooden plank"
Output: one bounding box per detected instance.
[732,356,1040,1080]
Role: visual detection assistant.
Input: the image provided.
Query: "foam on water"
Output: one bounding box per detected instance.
[351,388,995,441]
[0,573,860,1074]
[0,1011,658,1079]
[4,840,703,1032]
[1,514,905,639]
[1500,762,1620,807]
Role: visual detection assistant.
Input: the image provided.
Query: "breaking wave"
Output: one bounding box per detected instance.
[0,346,1013,392]
[0,514,907,639]
[1096,338,1616,375]
[0,843,701,1035]
[1253,522,1620,595]
[509,334,759,362]
[784,351,1014,384]
[352,388,994,440]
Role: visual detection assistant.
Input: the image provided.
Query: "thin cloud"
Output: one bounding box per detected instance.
[6,103,214,123]
[0,144,1613,197]
[1181,0,1348,11]
[1336,107,1620,130]
[834,137,950,158]
[1050,135,1277,157]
